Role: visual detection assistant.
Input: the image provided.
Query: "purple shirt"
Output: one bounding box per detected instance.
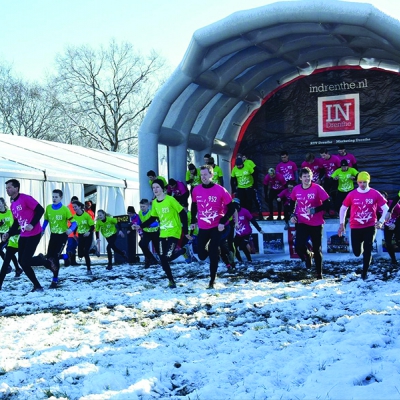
[277,188,292,206]
[263,172,286,190]
[301,158,323,182]
[343,188,386,229]
[337,152,357,168]
[320,155,341,178]
[236,207,254,236]
[192,184,232,230]
[290,183,329,226]
[276,160,298,182]
[10,193,42,237]
[167,180,188,197]
[386,203,400,226]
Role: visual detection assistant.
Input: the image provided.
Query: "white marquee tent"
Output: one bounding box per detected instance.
[0,134,139,253]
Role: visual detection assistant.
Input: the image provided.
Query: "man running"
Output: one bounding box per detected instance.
[31,189,76,288]
[2,179,48,292]
[289,167,330,279]
[191,165,235,288]
[338,171,388,280]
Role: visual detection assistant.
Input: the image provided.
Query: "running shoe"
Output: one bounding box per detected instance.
[15,267,23,278]
[168,280,177,289]
[49,281,58,289]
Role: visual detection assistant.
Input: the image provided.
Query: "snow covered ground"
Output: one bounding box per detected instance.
[1,254,400,400]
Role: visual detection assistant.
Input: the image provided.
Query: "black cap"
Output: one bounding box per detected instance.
[207,157,215,165]
[340,159,348,166]
[236,158,243,166]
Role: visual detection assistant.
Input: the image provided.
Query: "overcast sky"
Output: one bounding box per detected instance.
[1,0,400,82]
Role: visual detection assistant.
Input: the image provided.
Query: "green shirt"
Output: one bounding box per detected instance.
[0,209,14,234]
[186,169,201,187]
[95,216,118,238]
[8,234,19,248]
[211,165,224,184]
[74,211,94,234]
[331,167,358,192]
[150,195,183,239]
[187,210,199,235]
[44,204,74,234]
[0,209,19,248]
[244,159,256,169]
[139,209,159,232]
[231,164,254,188]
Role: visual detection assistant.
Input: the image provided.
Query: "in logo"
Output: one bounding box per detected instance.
[318,94,360,137]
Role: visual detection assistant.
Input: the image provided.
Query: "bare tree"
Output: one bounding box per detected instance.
[0,64,60,139]
[54,39,166,153]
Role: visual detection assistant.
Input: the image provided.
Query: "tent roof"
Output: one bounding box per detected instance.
[139,0,400,161]
[0,134,138,188]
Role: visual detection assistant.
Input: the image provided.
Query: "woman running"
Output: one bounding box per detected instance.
[72,200,95,275]
[95,210,127,270]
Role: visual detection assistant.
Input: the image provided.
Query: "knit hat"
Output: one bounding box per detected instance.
[340,159,348,166]
[152,179,165,190]
[127,206,135,213]
[357,171,370,182]
[268,168,275,174]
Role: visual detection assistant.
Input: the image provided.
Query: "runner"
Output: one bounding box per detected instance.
[126,206,140,264]
[71,200,95,275]
[289,167,330,279]
[0,197,21,274]
[191,165,235,289]
[338,171,388,280]
[2,179,47,292]
[64,196,79,266]
[276,151,298,183]
[233,198,264,263]
[135,179,191,288]
[137,199,160,269]
[263,167,286,221]
[31,189,76,288]
[95,210,127,270]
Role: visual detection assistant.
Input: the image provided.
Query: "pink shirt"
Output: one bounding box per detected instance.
[10,193,42,237]
[320,155,341,178]
[385,203,400,226]
[167,180,188,197]
[276,161,298,182]
[277,188,292,206]
[290,183,329,226]
[343,188,387,229]
[337,152,357,168]
[263,172,286,190]
[235,207,254,236]
[301,159,323,182]
[192,184,232,229]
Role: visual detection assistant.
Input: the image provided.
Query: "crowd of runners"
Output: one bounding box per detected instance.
[0,144,398,291]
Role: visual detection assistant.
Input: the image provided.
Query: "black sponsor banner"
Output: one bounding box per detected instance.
[238,68,400,196]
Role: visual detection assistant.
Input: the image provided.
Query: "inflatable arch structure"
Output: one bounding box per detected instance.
[138,0,400,198]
